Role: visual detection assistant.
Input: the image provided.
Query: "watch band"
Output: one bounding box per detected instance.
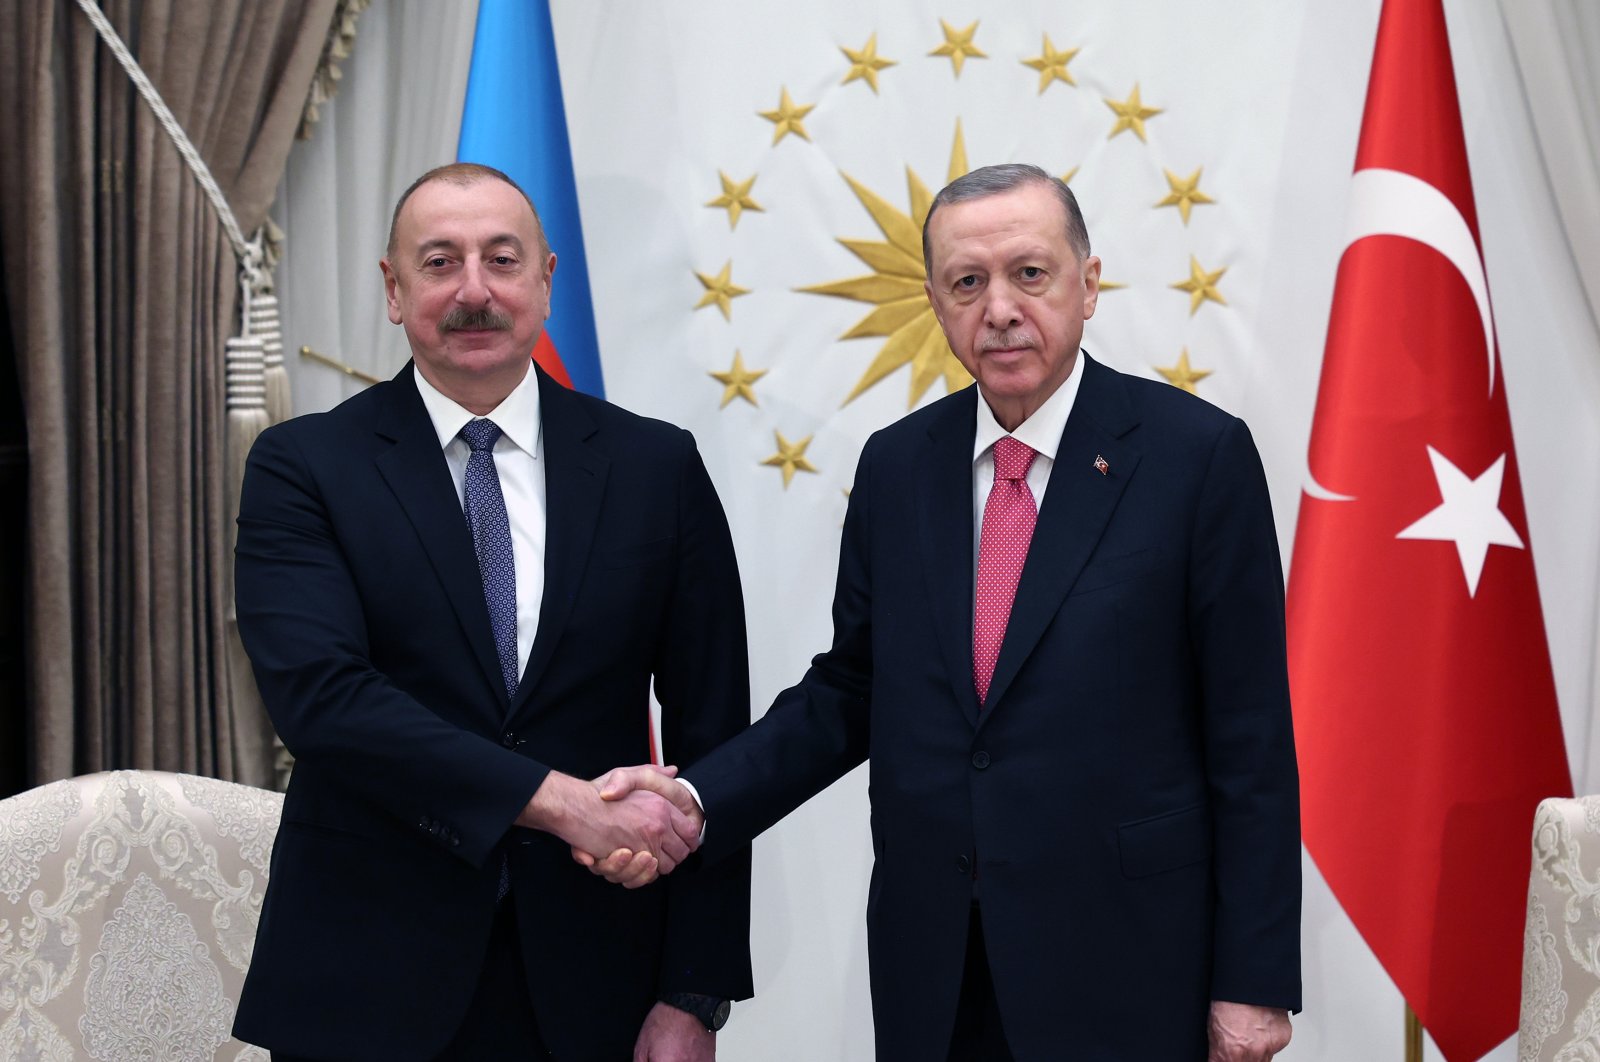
[661,991,731,1032]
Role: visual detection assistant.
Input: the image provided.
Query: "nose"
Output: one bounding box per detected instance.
[456,256,491,305]
[982,280,1022,330]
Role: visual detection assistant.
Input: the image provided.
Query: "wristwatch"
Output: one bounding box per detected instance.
[661,992,731,1032]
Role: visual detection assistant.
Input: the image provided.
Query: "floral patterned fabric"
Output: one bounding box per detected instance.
[1520,795,1600,1062]
[0,771,282,1061]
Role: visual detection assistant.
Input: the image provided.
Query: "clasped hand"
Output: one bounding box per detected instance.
[568,764,700,889]
[520,766,700,888]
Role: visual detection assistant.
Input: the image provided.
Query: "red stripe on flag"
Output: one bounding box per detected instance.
[532,332,574,390]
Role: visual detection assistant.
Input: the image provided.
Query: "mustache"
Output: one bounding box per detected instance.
[979,331,1034,352]
[439,306,513,333]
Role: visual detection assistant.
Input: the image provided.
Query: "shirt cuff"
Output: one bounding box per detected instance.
[675,777,708,845]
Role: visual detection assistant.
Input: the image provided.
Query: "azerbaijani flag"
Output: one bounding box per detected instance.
[458,0,605,398]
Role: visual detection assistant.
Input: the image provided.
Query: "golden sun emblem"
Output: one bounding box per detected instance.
[798,122,977,410]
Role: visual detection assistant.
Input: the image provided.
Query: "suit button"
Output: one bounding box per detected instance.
[450,835,461,847]
[955,855,971,874]
[418,816,431,831]
[971,751,990,770]
[502,732,517,749]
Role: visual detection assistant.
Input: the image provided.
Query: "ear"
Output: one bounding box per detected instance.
[542,253,558,321]
[380,258,403,325]
[1080,255,1102,320]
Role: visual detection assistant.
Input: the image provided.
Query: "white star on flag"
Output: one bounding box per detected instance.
[1395,445,1524,597]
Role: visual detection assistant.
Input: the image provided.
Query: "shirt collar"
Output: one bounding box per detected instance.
[972,350,1085,463]
[413,360,542,459]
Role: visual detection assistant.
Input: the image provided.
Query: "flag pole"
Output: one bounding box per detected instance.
[1405,1004,1423,1062]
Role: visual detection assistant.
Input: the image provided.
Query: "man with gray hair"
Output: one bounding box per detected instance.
[595,163,1301,1060]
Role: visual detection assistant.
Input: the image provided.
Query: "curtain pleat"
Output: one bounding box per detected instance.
[0,0,337,788]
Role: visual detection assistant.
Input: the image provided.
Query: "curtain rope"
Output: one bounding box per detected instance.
[74,0,286,418]
[72,0,264,284]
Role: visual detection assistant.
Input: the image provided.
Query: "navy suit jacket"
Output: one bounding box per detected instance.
[233,363,752,1061]
[690,354,1300,1060]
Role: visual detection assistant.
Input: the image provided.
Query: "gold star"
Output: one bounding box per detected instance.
[1021,34,1079,93]
[1156,348,1213,395]
[929,19,986,77]
[761,431,819,488]
[1171,256,1228,315]
[841,33,897,93]
[1104,84,1163,142]
[797,122,974,409]
[1099,279,1127,291]
[705,172,763,229]
[759,87,815,145]
[1060,165,1080,185]
[1154,167,1215,225]
[709,350,766,408]
[693,261,750,320]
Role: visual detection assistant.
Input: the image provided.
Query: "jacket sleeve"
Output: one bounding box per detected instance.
[651,432,755,1000]
[235,421,548,868]
[687,437,876,864]
[1189,417,1302,1011]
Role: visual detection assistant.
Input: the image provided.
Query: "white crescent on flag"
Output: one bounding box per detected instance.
[1343,167,1497,397]
[1304,165,1498,505]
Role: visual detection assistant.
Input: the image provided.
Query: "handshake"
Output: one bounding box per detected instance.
[517,764,700,889]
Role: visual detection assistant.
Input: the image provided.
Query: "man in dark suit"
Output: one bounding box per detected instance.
[593,164,1300,1060]
[233,163,751,1061]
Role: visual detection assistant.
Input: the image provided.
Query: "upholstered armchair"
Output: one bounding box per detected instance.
[1520,795,1600,1061]
[0,770,282,1060]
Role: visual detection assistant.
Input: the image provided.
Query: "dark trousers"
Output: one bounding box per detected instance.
[947,903,1014,1062]
[274,899,546,1062]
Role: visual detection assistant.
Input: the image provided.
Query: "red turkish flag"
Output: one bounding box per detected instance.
[1287,1,1572,1059]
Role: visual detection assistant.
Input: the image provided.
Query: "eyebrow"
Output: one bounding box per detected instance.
[940,246,1059,275]
[415,234,527,258]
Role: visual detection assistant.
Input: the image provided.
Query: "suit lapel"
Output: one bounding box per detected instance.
[916,388,984,727]
[512,368,608,717]
[980,355,1142,721]
[372,363,507,703]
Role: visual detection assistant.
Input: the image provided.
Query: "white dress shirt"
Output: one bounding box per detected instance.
[414,364,546,683]
[970,352,1085,599]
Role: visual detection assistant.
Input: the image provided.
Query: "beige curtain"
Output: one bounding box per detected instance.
[0,0,337,788]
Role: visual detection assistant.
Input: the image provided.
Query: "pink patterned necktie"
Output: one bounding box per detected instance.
[973,435,1038,706]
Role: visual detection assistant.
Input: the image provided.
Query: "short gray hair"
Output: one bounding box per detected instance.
[921,163,1090,276]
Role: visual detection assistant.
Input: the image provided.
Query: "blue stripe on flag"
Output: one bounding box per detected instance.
[458,0,605,398]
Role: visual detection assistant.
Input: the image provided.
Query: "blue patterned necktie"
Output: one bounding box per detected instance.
[460,419,517,902]
[458,419,519,700]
